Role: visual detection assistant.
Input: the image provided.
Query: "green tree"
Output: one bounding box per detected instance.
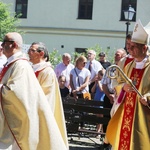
[49,44,115,69]
[0,2,20,41]
[49,49,62,68]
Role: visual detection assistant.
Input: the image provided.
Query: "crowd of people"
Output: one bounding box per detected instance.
[0,19,150,150]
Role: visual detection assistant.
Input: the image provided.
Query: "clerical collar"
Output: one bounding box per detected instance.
[32,62,45,72]
[127,54,133,58]
[7,51,22,66]
[135,55,148,69]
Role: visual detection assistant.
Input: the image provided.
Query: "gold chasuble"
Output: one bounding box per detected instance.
[110,56,134,117]
[34,62,68,148]
[0,53,67,150]
[106,59,150,150]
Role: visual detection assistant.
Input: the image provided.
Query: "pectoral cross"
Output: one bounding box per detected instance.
[132,79,137,86]
[132,71,139,86]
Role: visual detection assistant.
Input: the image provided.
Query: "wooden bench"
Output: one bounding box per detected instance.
[62,97,111,138]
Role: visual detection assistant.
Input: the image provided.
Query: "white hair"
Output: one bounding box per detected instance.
[62,53,71,59]
[88,49,96,56]
[117,48,127,57]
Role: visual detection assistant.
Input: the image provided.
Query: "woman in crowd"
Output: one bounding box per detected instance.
[70,55,91,99]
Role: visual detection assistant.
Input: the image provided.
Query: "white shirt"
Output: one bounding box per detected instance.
[70,67,91,94]
[85,59,103,81]
[32,62,46,72]
[54,62,74,87]
[135,56,148,69]
[101,68,115,94]
[0,54,7,72]
[6,51,23,66]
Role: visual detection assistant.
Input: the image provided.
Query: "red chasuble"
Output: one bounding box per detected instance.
[0,59,28,82]
[35,66,49,78]
[0,64,10,82]
[118,68,145,150]
[35,68,45,78]
[124,57,134,68]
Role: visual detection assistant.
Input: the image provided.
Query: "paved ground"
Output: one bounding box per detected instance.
[68,133,104,150]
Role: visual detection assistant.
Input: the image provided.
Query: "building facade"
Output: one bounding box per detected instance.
[2,0,150,55]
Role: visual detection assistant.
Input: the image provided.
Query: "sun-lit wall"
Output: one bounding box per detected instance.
[2,0,150,55]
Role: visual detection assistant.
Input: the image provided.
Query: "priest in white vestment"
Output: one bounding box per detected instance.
[0,32,67,150]
[28,42,68,148]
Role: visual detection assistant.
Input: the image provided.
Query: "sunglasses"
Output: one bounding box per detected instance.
[2,40,14,44]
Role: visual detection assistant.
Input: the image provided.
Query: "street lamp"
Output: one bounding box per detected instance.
[124,5,136,36]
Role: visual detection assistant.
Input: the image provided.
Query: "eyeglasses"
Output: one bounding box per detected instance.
[2,40,14,44]
[28,49,41,53]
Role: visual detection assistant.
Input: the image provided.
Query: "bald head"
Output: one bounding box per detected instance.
[62,53,71,59]
[62,53,71,66]
[118,48,127,57]
[5,32,23,50]
[1,32,23,58]
[115,48,127,65]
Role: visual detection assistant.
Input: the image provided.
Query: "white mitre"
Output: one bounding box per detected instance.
[131,19,150,45]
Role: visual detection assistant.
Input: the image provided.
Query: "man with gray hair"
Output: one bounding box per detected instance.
[0,32,67,150]
[85,49,103,94]
[28,42,68,148]
[54,53,74,90]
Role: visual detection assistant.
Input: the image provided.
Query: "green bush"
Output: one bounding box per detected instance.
[49,49,62,68]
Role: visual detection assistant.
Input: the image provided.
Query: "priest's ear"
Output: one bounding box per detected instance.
[143,45,148,54]
[12,42,18,49]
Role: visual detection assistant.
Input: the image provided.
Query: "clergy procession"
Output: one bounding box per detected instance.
[0,19,150,150]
